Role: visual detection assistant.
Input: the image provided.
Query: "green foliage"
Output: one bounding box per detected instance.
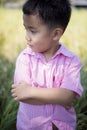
[0,58,18,130]
[0,7,87,130]
[74,88,87,130]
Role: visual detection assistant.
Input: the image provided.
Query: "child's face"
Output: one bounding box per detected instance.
[23,14,57,53]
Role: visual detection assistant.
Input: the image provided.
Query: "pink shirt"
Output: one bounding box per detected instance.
[14,43,83,130]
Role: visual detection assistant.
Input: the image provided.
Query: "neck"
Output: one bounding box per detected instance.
[42,43,60,62]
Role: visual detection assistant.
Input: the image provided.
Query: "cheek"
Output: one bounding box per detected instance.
[32,35,43,45]
[32,33,51,47]
[34,39,47,51]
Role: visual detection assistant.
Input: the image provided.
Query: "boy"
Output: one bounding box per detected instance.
[11,0,83,129]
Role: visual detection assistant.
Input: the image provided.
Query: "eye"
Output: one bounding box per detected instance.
[23,24,37,34]
[30,29,37,34]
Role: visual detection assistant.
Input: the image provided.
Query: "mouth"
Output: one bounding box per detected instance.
[27,43,33,48]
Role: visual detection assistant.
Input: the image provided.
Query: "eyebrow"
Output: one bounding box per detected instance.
[23,24,37,30]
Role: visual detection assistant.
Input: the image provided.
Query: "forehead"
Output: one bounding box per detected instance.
[23,14,43,27]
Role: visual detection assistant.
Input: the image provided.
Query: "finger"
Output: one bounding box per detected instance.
[71,102,74,106]
[12,93,19,101]
[14,96,19,101]
[11,87,16,93]
[65,103,73,109]
[65,106,71,110]
[12,84,16,88]
[12,93,17,98]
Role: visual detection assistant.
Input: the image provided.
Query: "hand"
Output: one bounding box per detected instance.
[64,98,76,110]
[11,81,31,101]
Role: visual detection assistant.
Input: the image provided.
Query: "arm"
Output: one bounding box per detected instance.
[11,81,76,108]
[30,86,75,106]
[12,53,82,108]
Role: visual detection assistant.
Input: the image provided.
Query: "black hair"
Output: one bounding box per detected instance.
[23,0,71,31]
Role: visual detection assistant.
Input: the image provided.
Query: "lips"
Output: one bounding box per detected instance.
[27,42,31,46]
[29,44,33,47]
[27,43,33,48]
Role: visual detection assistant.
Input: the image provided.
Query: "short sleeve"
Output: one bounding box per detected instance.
[60,56,83,97]
[14,52,30,84]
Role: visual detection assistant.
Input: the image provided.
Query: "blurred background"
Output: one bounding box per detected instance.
[0,0,87,130]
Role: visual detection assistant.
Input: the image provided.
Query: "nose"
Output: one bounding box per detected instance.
[25,31,32,42]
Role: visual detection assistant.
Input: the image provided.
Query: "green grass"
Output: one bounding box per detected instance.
[0,7,87,130]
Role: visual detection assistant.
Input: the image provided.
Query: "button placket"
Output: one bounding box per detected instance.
[44,63,52,88]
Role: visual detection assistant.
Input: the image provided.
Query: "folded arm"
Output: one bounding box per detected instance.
[11,81,76,108]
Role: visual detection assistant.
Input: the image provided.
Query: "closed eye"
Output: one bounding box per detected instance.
[30,28,37,34]
[23,24,37,34]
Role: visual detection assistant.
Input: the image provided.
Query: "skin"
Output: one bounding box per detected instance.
[11,14,76,109]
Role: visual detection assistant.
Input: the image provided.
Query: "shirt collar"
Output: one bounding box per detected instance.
[54,43,74,58]
[23,43,74,59]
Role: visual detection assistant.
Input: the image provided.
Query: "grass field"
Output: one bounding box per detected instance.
[0,7,87,130]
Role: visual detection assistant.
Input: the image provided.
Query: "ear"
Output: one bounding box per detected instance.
[52,28,63,41]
